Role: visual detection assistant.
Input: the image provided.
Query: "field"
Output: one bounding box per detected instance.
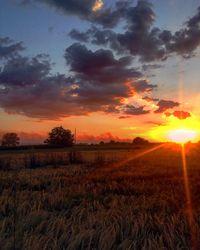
[1,143,200,250]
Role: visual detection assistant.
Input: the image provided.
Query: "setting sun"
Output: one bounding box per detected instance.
[168,129,197,143]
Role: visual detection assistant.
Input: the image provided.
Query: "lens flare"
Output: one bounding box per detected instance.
[168,129,197,143]
[181,145,197,248]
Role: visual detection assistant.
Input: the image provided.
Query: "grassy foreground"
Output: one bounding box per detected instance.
[1,144,200,250]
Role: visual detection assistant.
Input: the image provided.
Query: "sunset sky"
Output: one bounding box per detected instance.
[1,0,200,144]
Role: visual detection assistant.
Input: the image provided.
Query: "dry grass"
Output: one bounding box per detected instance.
[1,144,200,249]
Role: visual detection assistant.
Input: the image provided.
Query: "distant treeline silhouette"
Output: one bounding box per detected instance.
[0,126,150,150]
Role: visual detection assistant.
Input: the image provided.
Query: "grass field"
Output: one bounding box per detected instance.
[1,143,200,250]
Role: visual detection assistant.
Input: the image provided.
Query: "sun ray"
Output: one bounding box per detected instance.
[87,144,165,179]
[181,144,197,249]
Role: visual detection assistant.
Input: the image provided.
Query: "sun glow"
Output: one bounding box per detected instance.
[149,115,200,142]
[168,129,197,143]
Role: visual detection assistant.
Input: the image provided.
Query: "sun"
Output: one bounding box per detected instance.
[149,114,200,143]
[168,129,197,143]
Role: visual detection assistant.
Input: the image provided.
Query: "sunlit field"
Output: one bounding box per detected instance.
[1,143,200,249]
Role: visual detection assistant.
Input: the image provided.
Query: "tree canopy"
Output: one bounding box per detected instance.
[44,126,74,147]
[1,133,20,147]
[132,137,149,145]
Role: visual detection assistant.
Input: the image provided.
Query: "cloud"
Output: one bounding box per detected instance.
[173,111,191,120]
[155,100,179,113]
[118,116,131,119]
[64,43,146,112]
[0,39,158,119]
[142,64,163,71]
[92,0,103,12]
[19,0,200,60]
[18,132,45,145]
[85,26,113,45]
[0,51,85,119]
[67,1,167,61]
[145,121,164,126]
[77,132,131,143]
[0,73,83,119]
[166,7,200,57]
[0,54,51,86]
[142,96,159,102]
[131,80,157,93]
[0,130,46,145]
[69,29,90,43]
[19,0,129,28]
[0,37,25,59]
[112,1,168,61]
[165,110,191,120]
[69,1,200,61]
[39,0,96,18]
[115,2,200,60]
[123,105,150,115]
[65,43,141,84]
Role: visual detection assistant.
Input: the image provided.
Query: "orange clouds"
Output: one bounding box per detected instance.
[77,132,131,143]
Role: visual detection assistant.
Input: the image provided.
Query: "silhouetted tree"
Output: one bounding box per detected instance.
[44,126,74,147]
[132,137,149,145]
[1,133,20,147]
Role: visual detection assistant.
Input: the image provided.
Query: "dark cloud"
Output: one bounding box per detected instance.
[69,29,90,43]
[142,64,163,71]
[1,40,157,119]
[68,1,167,61]
[114,1,168,61]
[69,1,200,61]
[64,43,141,84]
[19,0,200,60]
[123,105,150,115]
[88,26,113,46]
[0,70,79,119]
[131,80,157,93]
[155,100,179,113]
[64,43,145,111]
[166,7,200,57]
[0,54,51,86]
[91,8,121,28]
[113,2,200,60]
[0,37,25,59]
[19,0,130,28]
[40,0,96,18]
[91,0,132,28]
[69,26,113,46]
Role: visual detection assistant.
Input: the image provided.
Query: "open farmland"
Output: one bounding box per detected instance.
[1,143,200,250]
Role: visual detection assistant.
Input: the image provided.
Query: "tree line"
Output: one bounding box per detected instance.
[0,126,149,148]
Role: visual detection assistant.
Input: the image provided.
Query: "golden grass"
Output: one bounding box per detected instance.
[1,144,200,249]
